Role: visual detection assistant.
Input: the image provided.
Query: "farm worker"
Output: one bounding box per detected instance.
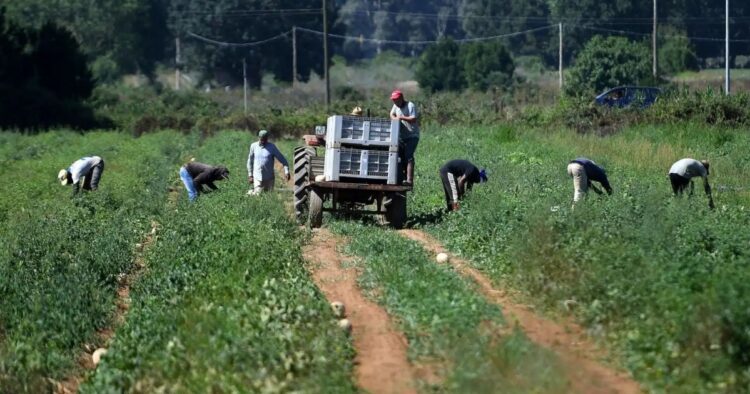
[247,129,290,195]
[440,159,488,211]
[390,90,419,186]
[567,157,613,204]
[179,161,229,202]
[57,156,105,194]
[668,158,714,209]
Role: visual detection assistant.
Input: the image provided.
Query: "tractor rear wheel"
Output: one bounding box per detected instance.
[309,187,324,228]
[293,147,316,224]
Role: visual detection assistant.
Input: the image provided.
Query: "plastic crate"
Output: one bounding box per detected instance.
[326,115,399,148]
[324,147,399,184]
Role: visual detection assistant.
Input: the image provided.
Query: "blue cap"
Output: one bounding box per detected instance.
[479,169,488,183]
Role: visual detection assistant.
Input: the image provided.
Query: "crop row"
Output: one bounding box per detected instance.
[0,131,189,391]
[83,132,355,392]
[410,122,750,391]
[329,221,565,392]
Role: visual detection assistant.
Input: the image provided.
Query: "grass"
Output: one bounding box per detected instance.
[82,132,355,392]
[408,122,750,391]
[329,221,567,392]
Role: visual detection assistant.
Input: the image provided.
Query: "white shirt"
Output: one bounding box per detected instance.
[68,156,102,184]
[247,142,289,181]
[390,101,420,138]
[669,158,707,179]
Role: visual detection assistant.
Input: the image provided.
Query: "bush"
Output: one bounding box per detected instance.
[416,38,467,92]
[659,29,699,75]
[566,35,653,97]
[462,41,516,92]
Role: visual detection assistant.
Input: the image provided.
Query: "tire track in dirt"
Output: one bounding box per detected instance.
[399,229,641,394]
[303,229,417,394]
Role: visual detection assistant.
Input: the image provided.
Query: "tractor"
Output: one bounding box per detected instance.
[293,115,412,229]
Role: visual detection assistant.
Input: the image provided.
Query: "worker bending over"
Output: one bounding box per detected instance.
[247,129,289,195]
[567,157,613,204]
[57,156,105,194]
[440,159,487,211]
[390,90,419,186]
[179,161,229,202]
[668,158,714,209]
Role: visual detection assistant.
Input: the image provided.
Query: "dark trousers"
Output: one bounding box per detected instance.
[669,173,691,195]
[82,160,105,190]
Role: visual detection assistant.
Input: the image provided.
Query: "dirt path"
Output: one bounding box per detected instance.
[399,229,641,394]
[303,229,417,394]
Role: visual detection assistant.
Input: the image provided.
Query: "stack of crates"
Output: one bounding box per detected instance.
[324,115,400,184]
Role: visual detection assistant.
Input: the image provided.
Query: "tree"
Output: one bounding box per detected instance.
[168,0,337,88]
[416,38,466,92]
[462,40,515,91]
[658,27,699,75]
[565,36,652,96]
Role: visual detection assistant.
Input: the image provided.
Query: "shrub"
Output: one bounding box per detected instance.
[462,40,516,92]
[658,28,699,75]
[565,35,652,97]
[416,38,466,92]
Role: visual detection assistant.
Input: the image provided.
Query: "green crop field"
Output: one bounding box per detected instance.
[1,116,749,392]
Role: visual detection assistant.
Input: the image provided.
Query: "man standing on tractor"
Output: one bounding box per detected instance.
[247,129,290,195]
[668,158,714,209]
[567,157,613,205]
[390,90,419,186]
[440,159,488,211]
[57,156,105,195]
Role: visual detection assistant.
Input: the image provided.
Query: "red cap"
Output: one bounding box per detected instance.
[390,90,403,100]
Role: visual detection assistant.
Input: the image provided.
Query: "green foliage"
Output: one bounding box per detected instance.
[0,10,96,130]
[566,36,653,97]
[83,132,355,392]
[409,122,750,391]
[0,131,187,391]
[658,29,699,75]
[462,41,515,91]
[329,221,566,391]
[416,38,466,93]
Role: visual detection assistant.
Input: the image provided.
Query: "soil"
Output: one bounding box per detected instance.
[399,229,642,394]
[303,229,417,394]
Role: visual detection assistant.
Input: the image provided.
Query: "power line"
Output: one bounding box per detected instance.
[295,25,556,46]
[578,26,750,43]
[186,31,290,47]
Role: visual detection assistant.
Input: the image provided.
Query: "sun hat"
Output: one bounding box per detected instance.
[479,169,488,183]
[390,90,403,100]
[58,169,70,185]
[350,106,363,116]
[258,129,269,138]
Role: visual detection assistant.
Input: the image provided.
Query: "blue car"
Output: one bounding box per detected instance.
[594,86,661,109]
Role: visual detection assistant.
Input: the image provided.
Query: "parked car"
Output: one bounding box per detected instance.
[594,86,661,109]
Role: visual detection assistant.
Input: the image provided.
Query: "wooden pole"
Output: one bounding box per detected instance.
[292,26,298,87]
[243,58,248,115]
[323,0,330,107]
[725,0,730,95]
[653,0,658,78]
[559,23,563,92]
[175,37,181,91]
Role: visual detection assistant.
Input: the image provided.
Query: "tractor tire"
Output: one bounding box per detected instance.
[293,147,316,224]
[384,192,407,229]
[309,187,324,228]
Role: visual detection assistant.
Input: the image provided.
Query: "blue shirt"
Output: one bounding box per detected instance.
[247,142,289,181]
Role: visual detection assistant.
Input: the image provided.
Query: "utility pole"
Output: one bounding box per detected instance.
[292,26,298,87]
[243,58,248,115]
[175,37,181,90]
[653,0,658,78]
[559,23,563,91]
[323,0,330,107]
[725,0,730,95]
